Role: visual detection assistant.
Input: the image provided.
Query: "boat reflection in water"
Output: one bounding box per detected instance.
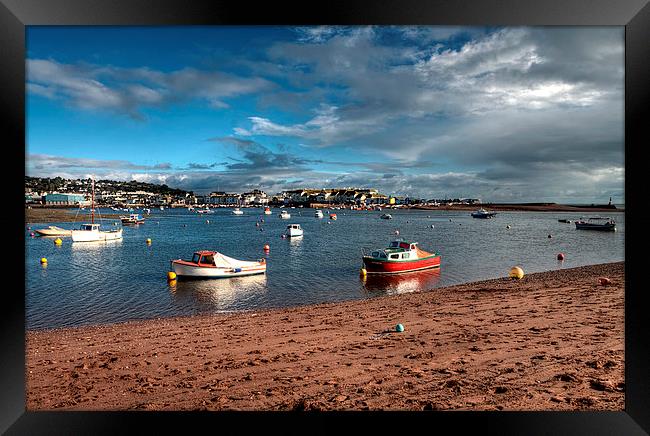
[169,274,267,312]
[69,238,123,252]
[362,268,441,296]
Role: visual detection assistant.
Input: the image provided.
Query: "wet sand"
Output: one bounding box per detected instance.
[26,208,126,224]
[26,262,624,411]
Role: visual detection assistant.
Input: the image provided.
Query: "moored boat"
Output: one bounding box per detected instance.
[232,208,244,215]
[171,250,267,278]
[71,178,123,242]
[284,223,303,237]
[575,217,616,231]
[120,213,145,225]
[264,207,272,215]
[471,208,497,219]
[279,210,291,219]
[362,239,441,274]
[314,210,324,218]
[558,219,572,223]
[71,223,123,242]
[380,213,393,219]
[330,213,337,220]
[34,226,72,237]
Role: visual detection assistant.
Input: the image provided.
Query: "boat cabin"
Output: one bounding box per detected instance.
[191,251,217,266]
[389,240,417,250]
[287,224,302,230]
[369,240,419,260]
[79,224,100,231]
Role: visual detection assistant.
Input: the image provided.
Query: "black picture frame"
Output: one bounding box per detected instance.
[3,0,649,434]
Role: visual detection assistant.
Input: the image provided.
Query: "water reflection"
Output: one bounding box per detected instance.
[362,268,441,296]
[70,239,124,250]
[170,274,268,311]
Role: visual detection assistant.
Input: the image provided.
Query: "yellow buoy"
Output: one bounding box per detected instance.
[509,266,524,279]
[360,268,367,277]
[146,238,152,244]
[40,257,47,264]
[54,238,62,245]
[167,271,177,281]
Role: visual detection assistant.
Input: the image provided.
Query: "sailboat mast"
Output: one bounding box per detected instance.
[91,178,95,224]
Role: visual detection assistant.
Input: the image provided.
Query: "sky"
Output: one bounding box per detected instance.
[26,26,624,203]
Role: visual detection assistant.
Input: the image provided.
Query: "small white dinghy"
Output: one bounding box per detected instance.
[279,210,291,219]
[171,250,267,278]
[34,226,72,237]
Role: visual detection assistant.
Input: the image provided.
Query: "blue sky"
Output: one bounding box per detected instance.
[26,26,624,202]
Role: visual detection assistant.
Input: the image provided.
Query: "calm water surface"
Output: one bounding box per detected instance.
[26,208,625,330]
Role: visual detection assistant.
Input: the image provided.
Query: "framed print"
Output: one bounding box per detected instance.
[2,0,649,434]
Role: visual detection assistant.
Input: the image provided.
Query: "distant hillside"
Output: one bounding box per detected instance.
[25,176,191,196]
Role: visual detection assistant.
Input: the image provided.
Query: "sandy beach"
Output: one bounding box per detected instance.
[26,208,123,224]
[26,262,624,411]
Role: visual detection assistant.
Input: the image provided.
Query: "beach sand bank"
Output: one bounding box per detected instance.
[26,262,624,411]
[26,208,123,224]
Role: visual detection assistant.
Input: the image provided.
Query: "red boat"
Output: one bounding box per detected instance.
[362,239,441,274]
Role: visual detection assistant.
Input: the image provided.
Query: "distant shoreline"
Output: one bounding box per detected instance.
[409,203,623,213]
[25,203,622,223]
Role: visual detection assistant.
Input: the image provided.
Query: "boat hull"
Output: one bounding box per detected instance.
[71,229,123,242]
[286,229,303,237]
[171,260,266,278]
[121,219,144,225]
[362,254,441,274]
[575,223,616,231]
[34,227,72,236]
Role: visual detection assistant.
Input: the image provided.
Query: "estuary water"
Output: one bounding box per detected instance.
[25,207,625,330]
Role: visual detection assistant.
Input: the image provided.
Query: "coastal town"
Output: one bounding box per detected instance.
[25,176,482,209]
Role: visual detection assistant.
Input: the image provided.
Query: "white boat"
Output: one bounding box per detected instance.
[196,208,214,214]
[34,226,72,237]
[120,213,145,225]
[380,213,393,220]
[285,224,304,237]
[232,208,244,215]
[314,210,324,218]
[160,206,165,211]
[71,178,124,242]
[71,223,123,242]
[171,250,267,278]
[279,210,291,219]
[264,207,272,215]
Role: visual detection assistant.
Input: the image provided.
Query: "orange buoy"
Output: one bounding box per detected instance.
[263,244,270,251]
[557,253,565,260]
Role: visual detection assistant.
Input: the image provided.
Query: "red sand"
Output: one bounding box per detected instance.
[26,262,624,411]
